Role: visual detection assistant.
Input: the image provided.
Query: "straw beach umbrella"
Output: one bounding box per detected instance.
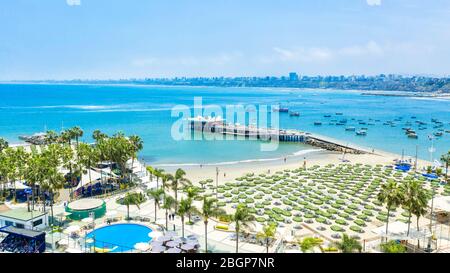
[166,247,182,253]
[134,242,151,252]
[151,245,166,253]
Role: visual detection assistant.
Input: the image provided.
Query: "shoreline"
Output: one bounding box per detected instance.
[159,148,431,184]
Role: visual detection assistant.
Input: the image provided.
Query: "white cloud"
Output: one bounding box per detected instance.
[339,41,384,56]
[266,41,384,64]
[271,47,333,62]
[66,0,81,6]
[366,0,381,6]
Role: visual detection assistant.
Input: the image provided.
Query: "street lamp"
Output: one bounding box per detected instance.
[215,167,219,200]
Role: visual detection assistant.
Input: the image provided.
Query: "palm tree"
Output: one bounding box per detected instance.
[146,166,155,181]
[257,223,277,253]
[77,143,99,192]
[401,180,428,236]
[0,149,14,200]
[201,197,225,253]
[0,138,8,152]
[334,234,362,253]
[122,192,144,220]
[172,168,190,210]
[185,186,200,223]
[162,195,176,231]
[128,135,143,183]
[298,237,322,253]
[440,152,450,182]
[377,180,403,235]
[147,188,164,222]
[12,146,29,203]
[70,126,84,148]
[46,167,65,225]
[60,130,74,146]
[161,173,173,198]
[153,168,165,189]
[410,186,430,248]
[44,130,59,144]
[231,203,255,253]
[92,130,107,142]
[177,198,197,238]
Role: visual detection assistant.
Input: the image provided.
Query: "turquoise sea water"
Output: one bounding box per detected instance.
[0,83,449,164]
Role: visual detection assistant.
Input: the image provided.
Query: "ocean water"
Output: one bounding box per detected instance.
[0,83,449,165]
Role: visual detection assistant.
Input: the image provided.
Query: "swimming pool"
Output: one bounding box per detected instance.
[85,223,153,253]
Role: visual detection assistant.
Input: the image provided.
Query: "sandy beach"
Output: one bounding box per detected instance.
[160,148,432,185]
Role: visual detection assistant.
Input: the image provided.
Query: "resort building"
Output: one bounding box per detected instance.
[0,208,48,230]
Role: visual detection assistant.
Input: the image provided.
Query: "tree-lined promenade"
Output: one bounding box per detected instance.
[0,127,143,223]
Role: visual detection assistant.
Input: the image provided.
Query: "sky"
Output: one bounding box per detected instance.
[1,0,450,80]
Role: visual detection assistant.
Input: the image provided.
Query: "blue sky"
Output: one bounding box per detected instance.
[1,0,450,80]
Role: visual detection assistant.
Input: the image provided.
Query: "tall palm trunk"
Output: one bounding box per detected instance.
[31,182,35,210]
[154,201,158,222]
[165,208,169,230]
[385,207,391,236]
[416,217,421,248]
[407,211,412,236]
[42,192,46,213]
[13,181,16,203]
[235,227,239,253]
[266,238,269,253]
[127,205,130,220]
[181,215,185,238]
[130,157,134,184]
[88,164,92,197]
[204,221,208,253]
[174,184,178,211]
[50,192,55,226]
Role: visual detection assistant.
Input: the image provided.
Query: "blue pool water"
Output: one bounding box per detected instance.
[85,223,152,253]
[0,83,449,163]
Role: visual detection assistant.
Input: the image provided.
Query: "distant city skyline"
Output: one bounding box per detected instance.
[2,0,450,80]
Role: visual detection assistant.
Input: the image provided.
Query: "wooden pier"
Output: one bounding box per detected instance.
[189,116,369,154]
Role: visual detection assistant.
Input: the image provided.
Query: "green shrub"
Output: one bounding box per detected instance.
[380,241,407,253]
[330,225,345,232]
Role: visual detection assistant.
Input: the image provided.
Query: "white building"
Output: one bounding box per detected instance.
[0,208,48,230]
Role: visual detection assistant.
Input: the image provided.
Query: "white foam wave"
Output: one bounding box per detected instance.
[152,148,323,167]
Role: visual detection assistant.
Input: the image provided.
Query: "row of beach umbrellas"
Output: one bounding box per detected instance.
[134,231,199,253]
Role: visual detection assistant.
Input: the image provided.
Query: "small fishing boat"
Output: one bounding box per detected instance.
[345,127,356,131]
[335,112,343,115]
[314,121,322,126]
[323,115,331,118]
[289,111,300,117]
[407,133,418,139]
[336,122,345,126]
[356,130,367,136]
[368,123,375,126]
[359,121,367,125]
[274,107,289,113]
[445,130,450,133]
[411,116,417,119]
[434,132,443,137]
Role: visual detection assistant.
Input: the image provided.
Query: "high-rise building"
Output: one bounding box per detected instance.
[289,72,299,81]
